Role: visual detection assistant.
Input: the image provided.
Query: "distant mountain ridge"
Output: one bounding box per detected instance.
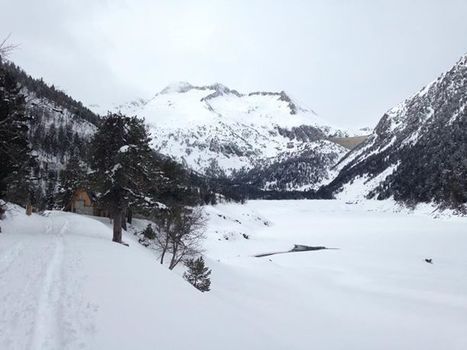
[322,54,467,210]
[3,56,463,209]
[95,81,365,191]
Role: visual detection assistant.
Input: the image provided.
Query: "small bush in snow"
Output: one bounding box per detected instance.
[0,201,5,232]
[0,201,5,220]
[183,256,211,292]
[142,224,156,240]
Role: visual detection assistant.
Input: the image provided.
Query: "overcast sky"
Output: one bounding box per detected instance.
[1,0,467,128]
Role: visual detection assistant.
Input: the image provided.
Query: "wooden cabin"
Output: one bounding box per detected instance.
[65,188,109,217]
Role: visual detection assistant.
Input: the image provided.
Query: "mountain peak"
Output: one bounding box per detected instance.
[458,52,467,66]
[158,81,241,97]
[159,81,194,94]
[158,82,306,108]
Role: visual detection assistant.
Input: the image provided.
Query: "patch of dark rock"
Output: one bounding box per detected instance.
[255,244,337,258]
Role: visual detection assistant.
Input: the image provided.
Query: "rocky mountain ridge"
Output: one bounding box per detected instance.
[322,54,467,210]
[99,82,363,191]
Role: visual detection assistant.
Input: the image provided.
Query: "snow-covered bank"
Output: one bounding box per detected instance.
[1,200,466,350]
[0,205,270,350]
[203,200,467,350]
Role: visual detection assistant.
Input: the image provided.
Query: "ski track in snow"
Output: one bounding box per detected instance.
[0,214,94,350]
[29,217,67,350]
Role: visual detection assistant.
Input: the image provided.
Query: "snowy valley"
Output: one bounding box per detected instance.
[1,7,466,350]
[1,200,466,350]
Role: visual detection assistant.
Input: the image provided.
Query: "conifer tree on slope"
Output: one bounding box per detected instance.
[58,151,88,209]
[0,54,33,209]
[183,256,211,292]
[90,113,154,243]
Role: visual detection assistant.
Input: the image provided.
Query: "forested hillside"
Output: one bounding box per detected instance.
[321,54,467,211]
[0,58,242,218]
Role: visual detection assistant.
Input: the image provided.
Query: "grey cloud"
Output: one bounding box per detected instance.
[1,0,466,128]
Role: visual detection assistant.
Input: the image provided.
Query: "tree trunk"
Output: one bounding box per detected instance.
[121,209,127,231]
[113,209,123,243]
[160,234,169,264]
[169,255,176,270]
[160,248,166,264]
[169,241,179,270]
[26,203,32,216]
[170,254,184,270]
[127,208,132,224]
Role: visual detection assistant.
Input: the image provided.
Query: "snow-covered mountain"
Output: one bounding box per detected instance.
[324,54,467,210]
[105,82,353,191]
[1,59,99,206]
[2,61,99,151]
[26,88,97,158]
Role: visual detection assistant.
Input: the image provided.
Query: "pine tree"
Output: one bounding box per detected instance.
[0,55,33,208]
[58,151,87,209]
[183,256,211,292]
[47,123,58,156]
[90,113,155,243]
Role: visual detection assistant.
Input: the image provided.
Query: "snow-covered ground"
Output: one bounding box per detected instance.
[1,200,466,349]
[0,206,263,350]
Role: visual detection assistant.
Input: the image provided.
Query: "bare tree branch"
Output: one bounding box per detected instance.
[153,206,206,269]
[0,34,19,58]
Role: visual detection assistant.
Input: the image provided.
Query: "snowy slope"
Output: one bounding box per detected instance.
[26,90,96,139]
[101,82,349,190]
[0,205,270,350]
[26,89,97,165]
[202,200,467,350]
[1,200,466,350]
[236,139,346,191]
[325,54,467,209]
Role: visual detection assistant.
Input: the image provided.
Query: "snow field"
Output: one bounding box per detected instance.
[203,200,467,350]
[1,200,466,349]
[0,205,270,350]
